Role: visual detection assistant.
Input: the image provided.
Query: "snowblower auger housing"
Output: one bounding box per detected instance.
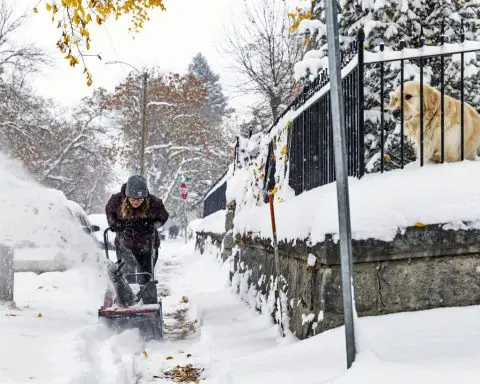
[98,225,163,340]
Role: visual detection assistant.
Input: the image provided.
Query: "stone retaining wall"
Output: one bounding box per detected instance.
[197,223,480,339]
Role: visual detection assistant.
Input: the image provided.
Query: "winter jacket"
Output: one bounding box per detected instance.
[105,184,169,252]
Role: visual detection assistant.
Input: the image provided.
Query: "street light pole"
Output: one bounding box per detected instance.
[140,71,148,176]
[106,60,148,176]
[325,0,356,369]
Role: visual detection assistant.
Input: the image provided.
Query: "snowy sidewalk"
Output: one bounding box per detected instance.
[144,240,480,383]
[136,239,282,382]
[2,239,480,383]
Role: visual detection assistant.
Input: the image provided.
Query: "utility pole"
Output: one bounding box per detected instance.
[140,71,148,176]
[325,0,356,369]
[105,61,149,176]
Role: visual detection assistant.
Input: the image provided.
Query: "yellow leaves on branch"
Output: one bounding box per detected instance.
[288,7,312,33]
[38,1,166,86]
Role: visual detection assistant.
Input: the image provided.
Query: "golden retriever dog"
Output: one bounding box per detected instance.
[388,81,480,162]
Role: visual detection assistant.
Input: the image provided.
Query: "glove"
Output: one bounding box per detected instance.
[114,220,153,231]
[136,219,155,229]
[110,223,124,232]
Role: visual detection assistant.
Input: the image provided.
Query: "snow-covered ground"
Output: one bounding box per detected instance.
[2,238,480,383]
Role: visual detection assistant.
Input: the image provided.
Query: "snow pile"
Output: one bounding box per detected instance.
[189,209,226,234]
[226,111,295,217]
[0,266,112,383]
[0,153,99,265]
[235,160,480,243]
[294,51,328,82]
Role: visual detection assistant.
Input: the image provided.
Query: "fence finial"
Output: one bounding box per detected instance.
[357,28,365,48]
[420,24,425,47]
[441,19,445,44]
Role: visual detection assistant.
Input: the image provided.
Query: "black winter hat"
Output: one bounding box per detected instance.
[125,175,149,198]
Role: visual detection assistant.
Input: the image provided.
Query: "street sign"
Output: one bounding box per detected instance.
[176,175,192,182]
[181,192,188,200]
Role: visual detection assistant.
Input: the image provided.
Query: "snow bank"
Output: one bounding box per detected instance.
[235,161,480,243]
[190,210,226,234]
[0,153,99,264]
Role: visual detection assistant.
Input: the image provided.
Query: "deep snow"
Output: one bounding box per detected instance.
[2,238,480,383]
[234,160,480,243]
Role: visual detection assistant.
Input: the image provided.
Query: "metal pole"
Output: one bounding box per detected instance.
[268,192,284,337]
[140,71,148,176]
[0,245,14,302]
[183,200,188,244]
[325,0,356,369]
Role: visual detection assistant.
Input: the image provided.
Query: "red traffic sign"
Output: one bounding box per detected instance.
[180,182,187,189]
[181,192,188,200]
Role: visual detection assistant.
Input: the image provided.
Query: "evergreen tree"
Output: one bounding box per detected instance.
[188,53,231,122]
[294,0,480,172]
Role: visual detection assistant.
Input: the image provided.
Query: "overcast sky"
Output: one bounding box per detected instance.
[17,0,256,113]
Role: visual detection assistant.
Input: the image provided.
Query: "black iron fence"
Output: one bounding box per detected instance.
[280,21,480,196]
[288,42,362,194]
[202,172,228,218]
[203,20,480,216]
[366,21,480,172]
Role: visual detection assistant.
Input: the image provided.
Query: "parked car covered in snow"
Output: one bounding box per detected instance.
[0,156,102,273]
[88,213,116,250]
[66,200,102,248]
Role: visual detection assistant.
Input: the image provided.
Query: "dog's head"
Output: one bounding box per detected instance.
[388,81,439,124]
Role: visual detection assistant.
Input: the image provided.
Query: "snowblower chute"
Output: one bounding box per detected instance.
[98,225,163,340]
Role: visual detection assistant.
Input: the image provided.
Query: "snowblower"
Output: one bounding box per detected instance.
[98,224,163,340]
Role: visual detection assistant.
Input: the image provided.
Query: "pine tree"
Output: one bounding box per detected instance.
[188,53,231,122]
[294,0,480,172]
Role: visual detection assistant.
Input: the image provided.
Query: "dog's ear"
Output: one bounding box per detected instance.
[423,85,439,123]
[387,91,396,110]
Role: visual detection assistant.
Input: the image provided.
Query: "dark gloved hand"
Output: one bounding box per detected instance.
[136,219,155,230]
[114,219,154,231]
[110,223,125,232]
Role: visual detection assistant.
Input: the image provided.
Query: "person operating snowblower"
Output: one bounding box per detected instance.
[99,175,169,340]
[105,175,169,284]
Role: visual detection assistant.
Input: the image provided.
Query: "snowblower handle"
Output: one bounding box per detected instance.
[103,227,114,260]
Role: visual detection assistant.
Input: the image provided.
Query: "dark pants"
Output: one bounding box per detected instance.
[116,245,158,285]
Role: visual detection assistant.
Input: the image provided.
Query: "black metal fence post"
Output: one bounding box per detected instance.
[380,43,385,173]
[357,28,365,178]
[419,28,425,167]
[233,136,239,172]
[400,39,405,169]
[460,20,465,161]
[440,21,445,163]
